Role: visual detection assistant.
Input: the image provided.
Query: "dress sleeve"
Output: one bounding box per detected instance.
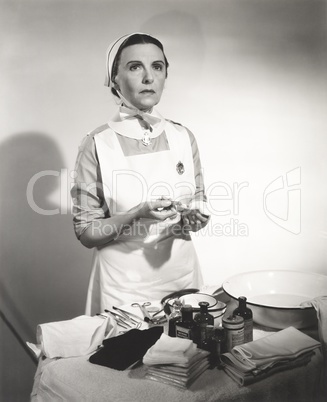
[70,135,109,239]
[185,128,207,202]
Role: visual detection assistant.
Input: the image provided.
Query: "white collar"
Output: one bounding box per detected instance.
[108,107,166,140]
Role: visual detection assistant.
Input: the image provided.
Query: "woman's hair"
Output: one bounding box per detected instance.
[111,33,169,98]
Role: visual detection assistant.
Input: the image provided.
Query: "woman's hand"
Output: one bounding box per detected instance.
[79,199,177,249]
[136,199,177,221]
[181,208,210,232]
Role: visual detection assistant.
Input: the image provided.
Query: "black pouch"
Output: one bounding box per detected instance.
[89,326,163,370]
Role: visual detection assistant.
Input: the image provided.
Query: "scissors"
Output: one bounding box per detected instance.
[131,302,152,322]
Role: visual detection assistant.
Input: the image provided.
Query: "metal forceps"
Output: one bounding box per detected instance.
[131,302,152,322]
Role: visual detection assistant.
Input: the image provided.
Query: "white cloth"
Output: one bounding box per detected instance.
[85,117,203,314]
[221,326,321,373]
[143,333,198,365]
[109,107,166,140]
[28,314,117,359]
[300,296,327,358]
[300,296,327,398]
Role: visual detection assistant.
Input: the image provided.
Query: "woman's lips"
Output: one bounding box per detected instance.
[140,90,155,94]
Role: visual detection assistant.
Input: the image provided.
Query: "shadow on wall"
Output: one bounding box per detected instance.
[0,132,91,344]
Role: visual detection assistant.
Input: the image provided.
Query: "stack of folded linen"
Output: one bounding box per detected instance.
[143,333,210,389]
[27,314,117,359]
[220,326,321,386]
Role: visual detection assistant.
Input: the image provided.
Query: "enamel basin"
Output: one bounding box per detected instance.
[222,270,327,329]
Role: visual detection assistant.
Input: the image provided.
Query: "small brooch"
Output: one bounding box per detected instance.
[176,161,185,175]
[142,131,152,146]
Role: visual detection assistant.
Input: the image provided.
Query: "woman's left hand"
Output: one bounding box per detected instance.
[181,209,210,232]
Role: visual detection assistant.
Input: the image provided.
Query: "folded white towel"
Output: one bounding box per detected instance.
[300,296,327,358]
[27,314,117,359]
[222,326,320,372]
[300,296,327,398]
[143,333,198,365]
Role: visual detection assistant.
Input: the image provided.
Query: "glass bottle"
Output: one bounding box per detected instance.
[193,301,214,347]
[200,325,216,368]
[213,326,225,368]
[168,299,183,337]
[222,315,244,352]
[175,305,196,340]
[199,325,226,369]
[233,296,253,343]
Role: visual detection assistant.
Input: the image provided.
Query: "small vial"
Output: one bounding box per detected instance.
[233,296,253,343]
[213,326,225,367]
[201,325,216,368]
[175,305,196,340]
[194,301,214,347]
[168,299,183,337]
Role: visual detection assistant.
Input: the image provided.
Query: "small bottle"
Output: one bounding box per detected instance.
[222,315,244,352]
[194,302,214,347]
[233,296,253,343]
[213,326,225,368]
[175,305,196,340]
[200,325,216,368]
[168,299,183,337]
[200,325,226,369]
[200,325,215,351]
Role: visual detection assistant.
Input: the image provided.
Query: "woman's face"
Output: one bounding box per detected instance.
[114,43,167,111]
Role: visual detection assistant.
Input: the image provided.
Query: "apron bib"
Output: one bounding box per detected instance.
[86,122,203,314]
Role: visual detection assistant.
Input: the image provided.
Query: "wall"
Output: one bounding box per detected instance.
[1,0,326,400]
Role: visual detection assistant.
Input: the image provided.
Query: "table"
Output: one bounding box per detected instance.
[30,296,325,402]
[31,348,322,402]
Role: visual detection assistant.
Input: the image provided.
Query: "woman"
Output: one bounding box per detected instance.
[71,33,210,315]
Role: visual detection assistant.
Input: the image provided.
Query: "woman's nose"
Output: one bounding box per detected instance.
[142,68,154,84]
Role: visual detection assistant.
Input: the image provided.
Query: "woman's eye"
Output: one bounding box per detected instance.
[153,64,163,71]
[130,64,141,71]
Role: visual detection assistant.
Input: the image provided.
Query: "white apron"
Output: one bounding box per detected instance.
[85,121,203,314]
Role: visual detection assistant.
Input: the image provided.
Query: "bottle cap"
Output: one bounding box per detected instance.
[181,304,193,313]
[172,299,183,309]
[198,301,210,311]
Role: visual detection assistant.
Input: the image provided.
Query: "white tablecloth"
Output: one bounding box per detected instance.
[31,347,323,402]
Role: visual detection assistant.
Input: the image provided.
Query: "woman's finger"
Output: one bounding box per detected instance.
[152,209,176,221]
[150,199,172,211]
[195,212,209,223]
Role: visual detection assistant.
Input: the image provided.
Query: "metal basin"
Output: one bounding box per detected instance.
[222,270,327,329]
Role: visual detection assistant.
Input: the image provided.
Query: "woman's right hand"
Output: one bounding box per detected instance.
[135,199,177,221]
[79,199,177,249]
